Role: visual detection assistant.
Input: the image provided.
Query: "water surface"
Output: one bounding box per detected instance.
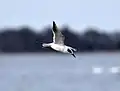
[0,52,120,91]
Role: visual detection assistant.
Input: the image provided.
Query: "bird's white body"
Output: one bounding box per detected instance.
[50,43,69,53]
[42,21,77,58]
[43,42,77,54]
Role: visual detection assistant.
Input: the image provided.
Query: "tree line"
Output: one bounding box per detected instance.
[0,26,120,52]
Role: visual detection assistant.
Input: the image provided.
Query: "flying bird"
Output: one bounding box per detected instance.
[42,21,77,58]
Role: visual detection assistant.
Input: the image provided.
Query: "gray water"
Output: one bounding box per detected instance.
[0,52,120,91]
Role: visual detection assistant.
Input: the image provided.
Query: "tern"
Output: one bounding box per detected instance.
[42,21,77,58]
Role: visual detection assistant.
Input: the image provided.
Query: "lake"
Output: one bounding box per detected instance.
[0,52,120,91]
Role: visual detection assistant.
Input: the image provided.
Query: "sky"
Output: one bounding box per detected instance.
[0,0,119,32]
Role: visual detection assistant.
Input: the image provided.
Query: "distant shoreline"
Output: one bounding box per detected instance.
[0,51,120,55]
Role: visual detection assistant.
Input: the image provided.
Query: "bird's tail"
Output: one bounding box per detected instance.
[71,47,77,52]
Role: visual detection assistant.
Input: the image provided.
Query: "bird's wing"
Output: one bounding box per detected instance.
[52,21,65,45]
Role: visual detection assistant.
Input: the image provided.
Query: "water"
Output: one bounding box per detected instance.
[0,52,120,91]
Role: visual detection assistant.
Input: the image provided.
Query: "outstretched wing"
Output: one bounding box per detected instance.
[52,21,65,45]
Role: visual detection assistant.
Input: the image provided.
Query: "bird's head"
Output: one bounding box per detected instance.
[42,43,51,48]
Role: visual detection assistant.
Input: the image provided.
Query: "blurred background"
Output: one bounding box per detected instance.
[0,0,120,91]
